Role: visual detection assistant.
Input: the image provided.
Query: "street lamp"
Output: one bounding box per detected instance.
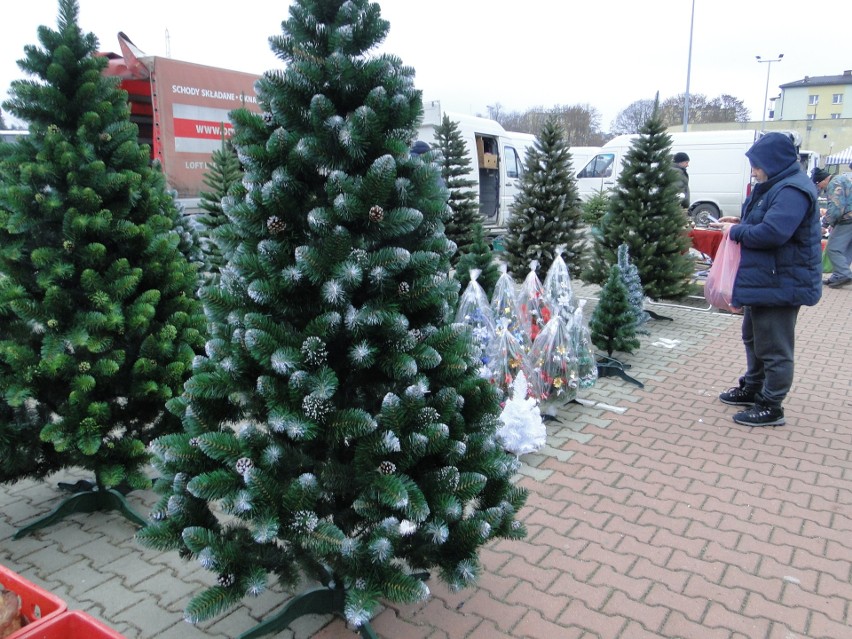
[682,0,696,131]
[756,54,783,131]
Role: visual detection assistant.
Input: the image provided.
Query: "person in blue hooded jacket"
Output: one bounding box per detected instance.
[710,132,822,427]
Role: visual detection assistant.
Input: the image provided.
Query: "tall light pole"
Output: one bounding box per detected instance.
[756,53,783,131]
[682,0,696,131]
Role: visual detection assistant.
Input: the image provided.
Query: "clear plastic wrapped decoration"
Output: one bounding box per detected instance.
[486,317,531,401]
[573,299,598,389]
[490,263,529,354]
[496,370,546,456]
[542,249,577,319]
[454,269,497,378]
[528,313,579,402]
[516,261,552,344]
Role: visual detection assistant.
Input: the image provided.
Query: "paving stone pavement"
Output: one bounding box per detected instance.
[2,281,850,639]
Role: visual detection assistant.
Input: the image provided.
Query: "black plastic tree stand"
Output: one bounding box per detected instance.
[13,479,147,539]
[596,354,644,388]
[646,309,674,322]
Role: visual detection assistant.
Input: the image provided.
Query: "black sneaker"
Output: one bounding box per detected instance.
[719,386,756,406]
[827,277,852,289]
[733,405,785,427]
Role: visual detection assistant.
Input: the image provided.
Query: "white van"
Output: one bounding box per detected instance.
[418,101,528,235]
[575,129,763,223]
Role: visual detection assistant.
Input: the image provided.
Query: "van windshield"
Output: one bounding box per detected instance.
[578,154,614,179]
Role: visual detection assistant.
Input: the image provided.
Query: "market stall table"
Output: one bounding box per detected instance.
[688,228,723,260]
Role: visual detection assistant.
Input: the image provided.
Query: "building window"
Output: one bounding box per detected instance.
[831,113,841,119]
[832,94,843,105]
[808,95,819,106]
[806,114,816,120]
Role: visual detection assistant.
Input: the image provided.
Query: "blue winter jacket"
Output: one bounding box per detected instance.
[728,133,822,307]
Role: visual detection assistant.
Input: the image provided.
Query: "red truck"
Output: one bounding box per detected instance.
[101,33,262,210]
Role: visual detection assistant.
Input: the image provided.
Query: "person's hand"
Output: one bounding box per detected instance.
[717,216,740,223]
[709,222,735,236]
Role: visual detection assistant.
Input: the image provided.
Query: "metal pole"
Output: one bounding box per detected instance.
[682,0,696,132]
[757,54,783,132]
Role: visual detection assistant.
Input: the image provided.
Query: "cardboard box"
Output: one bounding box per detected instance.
[481,153,498,170]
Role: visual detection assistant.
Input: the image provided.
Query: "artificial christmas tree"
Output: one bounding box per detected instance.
[137,1,527,635]
[590,265,639,357]
[455,222,499,299]
[589,265,642,387]
[585,107,694,300]
[503,118,585,279]
[197,135,243,278]
[0,0,206,534]
[617,244,650,335]
[432,114,479,264]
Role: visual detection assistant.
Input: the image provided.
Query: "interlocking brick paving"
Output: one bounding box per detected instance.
[2,282,850,638]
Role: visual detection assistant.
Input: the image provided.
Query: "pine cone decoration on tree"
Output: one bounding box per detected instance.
[188,437,201,447]
[398,282,410,296]
[235,457,254,475]
[261,111,274,126]
[217,573,236,587]
[368,205,384,223]
[267,216,287,234]
[379,461,396,475]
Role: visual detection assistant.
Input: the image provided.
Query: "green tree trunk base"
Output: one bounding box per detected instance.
[13,482,147,539]
[236,586,377,639]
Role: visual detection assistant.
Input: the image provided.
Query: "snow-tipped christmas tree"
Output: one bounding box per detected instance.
[503,118,584,280]
[0,0,205,491]
[585,104,694,300]
[617,244,650,335]
[432,114,479,264]
[137,0,527,630]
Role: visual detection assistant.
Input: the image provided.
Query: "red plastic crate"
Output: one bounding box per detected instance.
[0,564,66,639]
[12,610,126,639]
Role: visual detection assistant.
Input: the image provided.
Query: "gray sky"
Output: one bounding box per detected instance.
[2,0,847,131]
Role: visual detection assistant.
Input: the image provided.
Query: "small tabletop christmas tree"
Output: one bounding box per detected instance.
[589,264,642,387]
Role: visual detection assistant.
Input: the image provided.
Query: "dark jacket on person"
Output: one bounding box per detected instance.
[673,165,690,208]
[728,133,822,307]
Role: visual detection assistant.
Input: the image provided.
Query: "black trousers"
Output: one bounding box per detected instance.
[740,305,801,408]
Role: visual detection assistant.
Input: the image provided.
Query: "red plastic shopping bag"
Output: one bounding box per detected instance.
[704,235,742,313]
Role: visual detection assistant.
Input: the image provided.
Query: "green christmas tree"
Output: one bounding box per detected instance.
[589,265,640,357]
[137,0,527,631]
[0,0,205,495]
[580,188,611,226]
[455,221,499,299]
[432,114,478,264]
[197,134,242,276]
[585,107,694,300]
[503,118,584,280]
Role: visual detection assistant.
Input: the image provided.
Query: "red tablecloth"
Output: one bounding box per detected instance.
[689,228,723,260]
